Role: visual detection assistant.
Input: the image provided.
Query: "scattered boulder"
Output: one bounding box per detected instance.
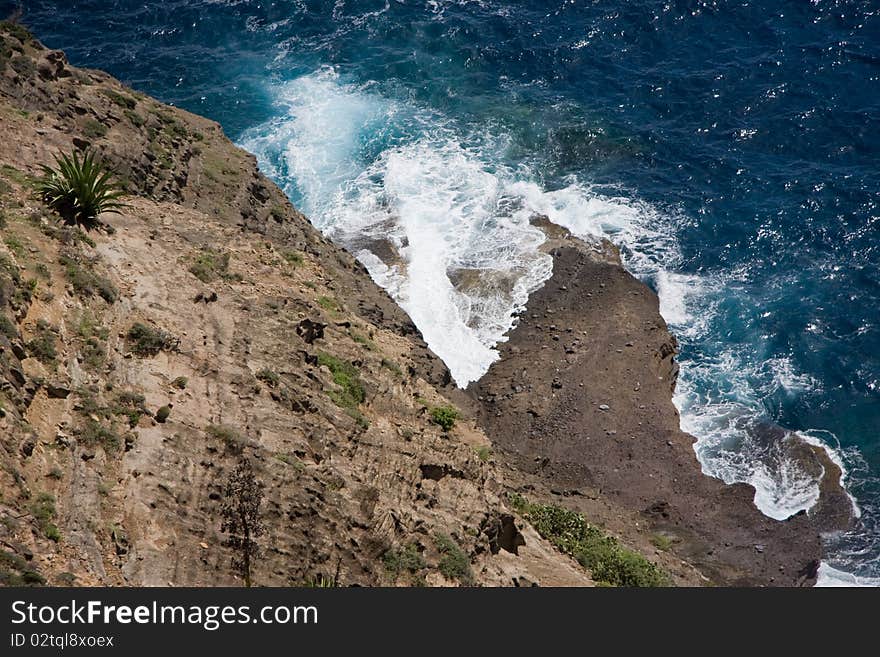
[296,318,326,344]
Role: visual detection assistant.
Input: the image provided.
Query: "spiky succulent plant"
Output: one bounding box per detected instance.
[37,148,126,227]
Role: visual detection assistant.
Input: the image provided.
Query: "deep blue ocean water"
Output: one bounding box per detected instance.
[10,0,879,584]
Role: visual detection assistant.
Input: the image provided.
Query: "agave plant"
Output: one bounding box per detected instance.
[37,149,126,227]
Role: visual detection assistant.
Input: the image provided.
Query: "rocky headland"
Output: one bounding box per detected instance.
[0,23,851,587]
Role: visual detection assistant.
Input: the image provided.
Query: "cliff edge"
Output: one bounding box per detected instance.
[0,23,848,588]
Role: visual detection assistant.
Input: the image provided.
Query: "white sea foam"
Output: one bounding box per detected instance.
[798,429,861,518]
[673,348,837,519]
[765,357,819,396]
[816,563,880,587]
[242,71,554,384]
[239,68,395,223]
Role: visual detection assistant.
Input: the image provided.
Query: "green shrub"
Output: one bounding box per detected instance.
[4,234,24,256]
[11,277,37,308]
[124,109,145,127]
[380,358,402,377]
[430,405,458,432]
[317,296,338,312]
[351,331,375,350]
[383,544,426,583]
[344,407,369,430]
[82,119,108,139]
[37,149,125,227]
[188,248,230,283]
[78,419,120,452]
[59,250,117,302]
[1,20,32,43]
[80,338,106,370]
[316,352,365,410]
[650,534,675,551]
[155,405,171,423]
[256,368,280,387]
[126,322,176,356]
[171,376,188,390]
[206,424,243,452]
[274,453,305,471]
[0,313,17,338]
[27,321,57,363]
[509,493,669,587]
[9,54,34,77]
[55,572,77,587]
[30,492,55,523]
[115,391,145,407]
[281,250,303,266]
[0,550,44,587]
[112,392,146,428]
[101,88,137,109]
[475,446,492,462]
[433,534,473,585]
[75,388,110,419]
[303,574,336,588]
[30,492,60,542]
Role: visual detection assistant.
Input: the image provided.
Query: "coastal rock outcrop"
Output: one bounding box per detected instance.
[467,224,853,586]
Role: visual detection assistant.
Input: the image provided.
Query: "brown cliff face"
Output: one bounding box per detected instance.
[467,224,853,586]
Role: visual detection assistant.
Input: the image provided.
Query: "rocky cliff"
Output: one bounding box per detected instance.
[0,22,846,588]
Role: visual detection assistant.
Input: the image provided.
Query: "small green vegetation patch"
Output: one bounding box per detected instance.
[124,109,145,127]
[650,534,675,552]
[101,88,137,109]
[30,492,60,542]
[274,453,305,471]
[433,534,473,585]
[281,250,303,266]
[76,312,109,370]
[188,248,231,283]
[256,368,280,387]
[0,21,34,45]
[82,119,108,139]
[112,391,146,428]
[351,331,375,350]
[126,322,176,357]
[77,419,121,453]
[380,358,402,377]
[316,296,339,312]
[155,405,171,423]
[59,250,118,303]
[206,424,243,452]
[383,544,426,584]
[475,446,492,462]
[509,493,669,587]
[317,352,365,410]
[27,320,57,364]
[429,405,459,432]
[4,234,25,257]
[0,313,18,339]
[0,550,45,587]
